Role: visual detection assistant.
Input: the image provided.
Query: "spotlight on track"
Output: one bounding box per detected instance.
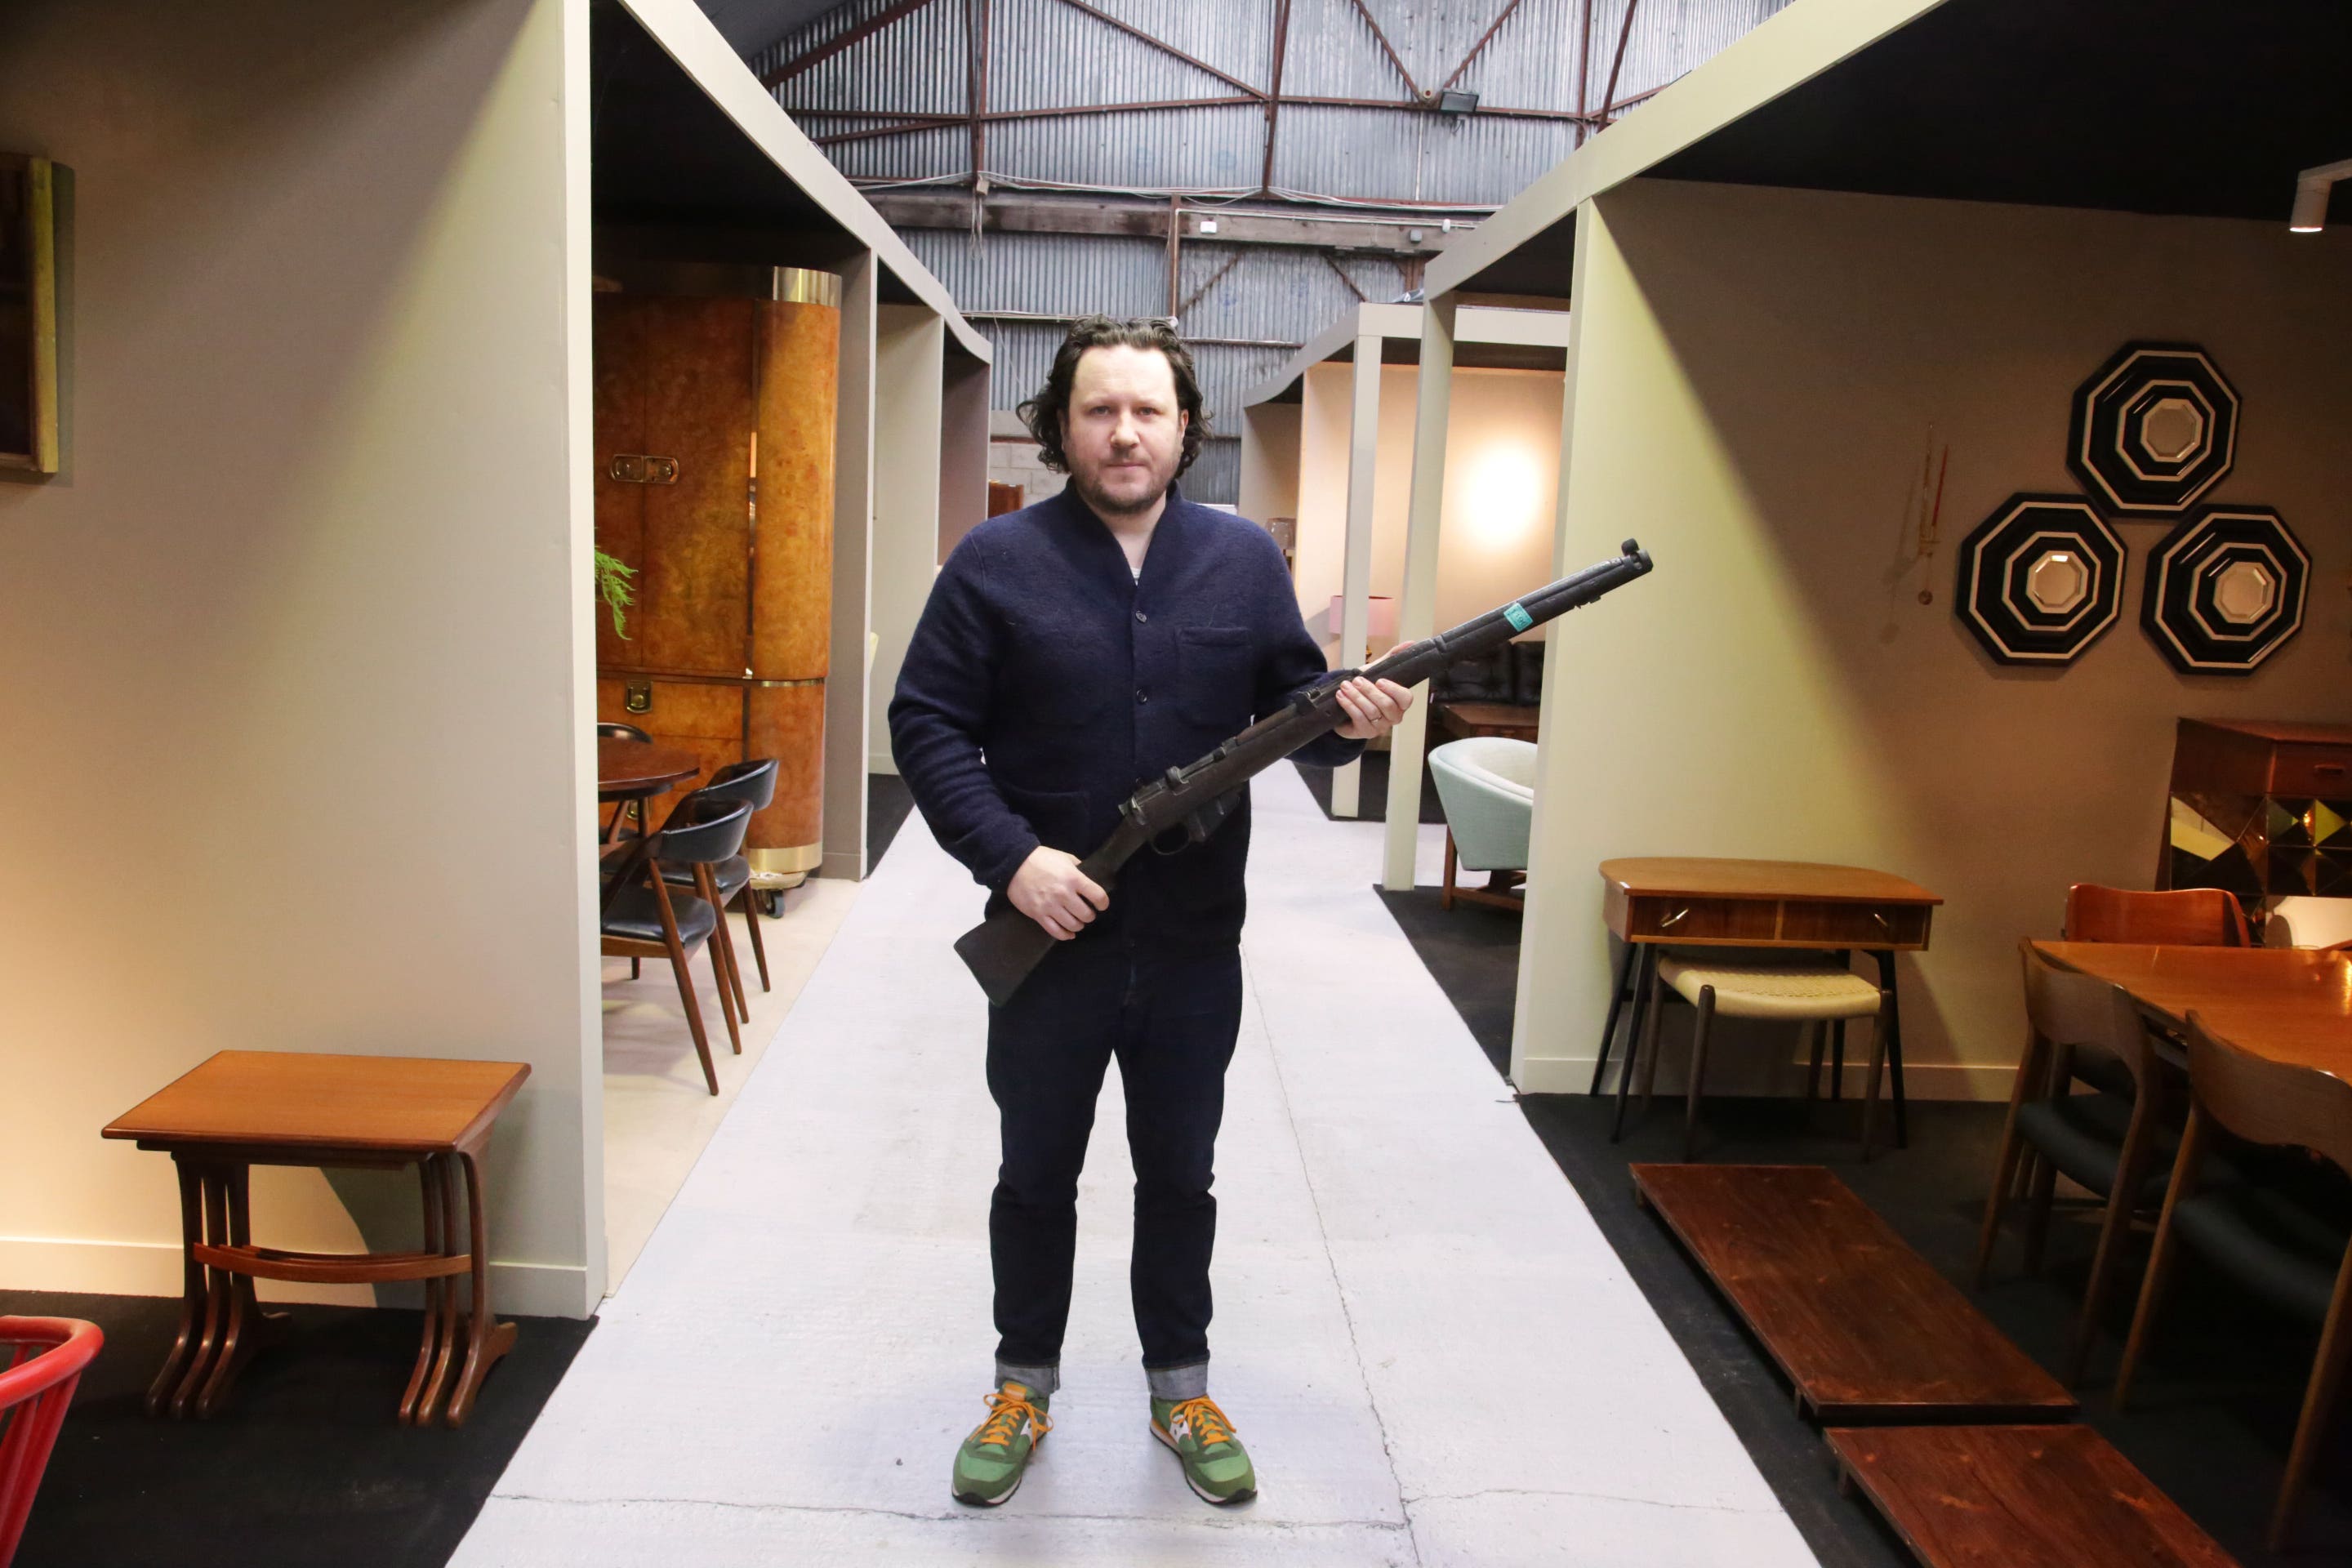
[2289,158,2352,233]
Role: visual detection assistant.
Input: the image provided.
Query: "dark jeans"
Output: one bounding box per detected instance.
[986,940,1244,1379]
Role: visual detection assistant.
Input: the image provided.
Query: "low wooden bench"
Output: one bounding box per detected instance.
[1632,1164,2074,1423]
[1829,1425,2240,1568]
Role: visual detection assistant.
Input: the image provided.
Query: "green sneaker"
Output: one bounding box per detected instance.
[1150,1394,1257,1504]
[951,1382,1051,1506]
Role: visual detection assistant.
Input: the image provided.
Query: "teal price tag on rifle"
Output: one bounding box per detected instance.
[1503,602,1533,632]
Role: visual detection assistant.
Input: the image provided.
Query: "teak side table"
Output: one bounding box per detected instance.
[102,1050,530,1428]
[1594,858,1942,1147]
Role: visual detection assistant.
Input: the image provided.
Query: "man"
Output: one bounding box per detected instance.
[889,317,1412,1508]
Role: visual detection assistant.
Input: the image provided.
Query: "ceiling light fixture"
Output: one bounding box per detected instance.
[2289,157,2352,233]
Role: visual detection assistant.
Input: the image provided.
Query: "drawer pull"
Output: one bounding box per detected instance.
[1659,906,1690,930]
[1871,911,1891,931]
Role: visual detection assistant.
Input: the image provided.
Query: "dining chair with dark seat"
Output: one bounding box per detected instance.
[1973,942,2178,1383]
[2115,1014,2352,1550]
[657,758,778,1000]
[2065,883,2252,947]
[599,795,751,1095]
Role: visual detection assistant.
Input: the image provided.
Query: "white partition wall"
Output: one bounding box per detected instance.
[0,0,605,1316]
[868,305,947,776]
[822,249,880,881]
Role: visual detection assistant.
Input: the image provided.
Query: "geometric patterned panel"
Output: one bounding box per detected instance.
[2067,342,2239,517]
[2140,505,2310,675]
[1953,494,2127,665]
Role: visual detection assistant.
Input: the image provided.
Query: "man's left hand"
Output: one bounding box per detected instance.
[1332,674,1414,741]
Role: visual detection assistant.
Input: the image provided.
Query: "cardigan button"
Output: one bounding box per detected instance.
[1135,611,1148,623]
[1136,688,1149,703]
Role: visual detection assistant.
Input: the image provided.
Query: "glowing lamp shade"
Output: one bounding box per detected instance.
[1459,443,1547,552]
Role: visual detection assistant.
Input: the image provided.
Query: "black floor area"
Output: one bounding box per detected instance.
[0,1290,593,1568]
[867,769,914,868]
[1290,750,1446,825]
[1377,888,2352,1568]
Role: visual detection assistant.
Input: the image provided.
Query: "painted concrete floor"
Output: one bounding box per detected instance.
[601,874,859,1294]
[457,768,1816,1566]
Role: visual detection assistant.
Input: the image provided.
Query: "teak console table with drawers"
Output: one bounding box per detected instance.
[1592,858,1943,1147]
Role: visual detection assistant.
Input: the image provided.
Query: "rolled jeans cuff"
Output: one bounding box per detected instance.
[1145,1358,1208,1401]
[995,1361,1059,1397]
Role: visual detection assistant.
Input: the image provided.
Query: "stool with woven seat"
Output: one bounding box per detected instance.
[1619,957,1891,1160]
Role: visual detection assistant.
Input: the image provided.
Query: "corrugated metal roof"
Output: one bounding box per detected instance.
[905,229,1168,316]
[987,0,1272,111]
[985,105,1266,193]
[741,0,1795,501]
[762,0,969,118]
[1176,243,1405,342]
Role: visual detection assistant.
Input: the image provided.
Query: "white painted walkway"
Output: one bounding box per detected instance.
[454,767,1817,1567]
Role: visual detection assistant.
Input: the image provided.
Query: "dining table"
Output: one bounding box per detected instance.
[2029,941,2352,1076]
[597,737,702,840]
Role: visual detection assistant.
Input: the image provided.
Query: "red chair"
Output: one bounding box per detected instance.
[0,1316,101,1568]
[2064,884,2251,947]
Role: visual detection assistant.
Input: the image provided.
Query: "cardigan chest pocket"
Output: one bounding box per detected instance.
[1176,626,1256,730]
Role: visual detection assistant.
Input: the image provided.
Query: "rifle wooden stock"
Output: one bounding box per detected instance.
[954,540,1655,1004]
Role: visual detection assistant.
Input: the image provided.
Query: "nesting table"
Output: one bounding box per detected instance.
[1593,858,1943,1147]
[102,1050,530,1428]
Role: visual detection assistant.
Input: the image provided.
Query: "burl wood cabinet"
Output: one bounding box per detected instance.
[594,269,840,878]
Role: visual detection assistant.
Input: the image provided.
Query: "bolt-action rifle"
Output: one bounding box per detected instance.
[954,540,1655,1005]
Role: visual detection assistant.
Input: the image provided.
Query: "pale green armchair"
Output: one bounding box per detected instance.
[1428,737,1536,912]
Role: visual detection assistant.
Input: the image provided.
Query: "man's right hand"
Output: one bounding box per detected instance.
[1008,846,1109,941]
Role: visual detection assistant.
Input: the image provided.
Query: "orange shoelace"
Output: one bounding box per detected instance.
[1169,1396,1235,1446]
[977,1385,1050,1448]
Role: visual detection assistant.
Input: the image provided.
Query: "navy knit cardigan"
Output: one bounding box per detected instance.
[888,484,1363,951]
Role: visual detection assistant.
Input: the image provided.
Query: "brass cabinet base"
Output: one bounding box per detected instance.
[747,844,822,877]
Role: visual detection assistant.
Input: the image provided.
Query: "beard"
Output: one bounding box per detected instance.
[1067,452,1176,519]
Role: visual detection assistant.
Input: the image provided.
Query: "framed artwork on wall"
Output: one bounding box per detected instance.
[2066,341,2238,519]
[1953,493,2127,666]
[2140,505,2309,675]
[0,153,60,476]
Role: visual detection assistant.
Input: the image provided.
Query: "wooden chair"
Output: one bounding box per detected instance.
[1621,957,1890,1160]
[2065,883,2251,947]
[1972,942,2176,1383]
[661,759,778,996]
[2115,1014,2352,1550]
[599,796,751,1095]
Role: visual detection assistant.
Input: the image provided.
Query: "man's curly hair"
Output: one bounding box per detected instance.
[1018,315,1211,475]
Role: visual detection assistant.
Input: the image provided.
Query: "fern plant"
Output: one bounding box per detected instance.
[594,546,635,639]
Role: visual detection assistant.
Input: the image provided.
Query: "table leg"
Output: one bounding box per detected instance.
[419,1153,466,1425]
[443,1149,518,1429]
[401,1155,450,1425]
[1870,949,1909,1149]
[194,1164,287,1418]
[1829,951,1851,1101]
[1589,941,1638,1097]
[1611,947,1659,1142]
[168,1165,232,1418]
[147,1156,207,1415]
